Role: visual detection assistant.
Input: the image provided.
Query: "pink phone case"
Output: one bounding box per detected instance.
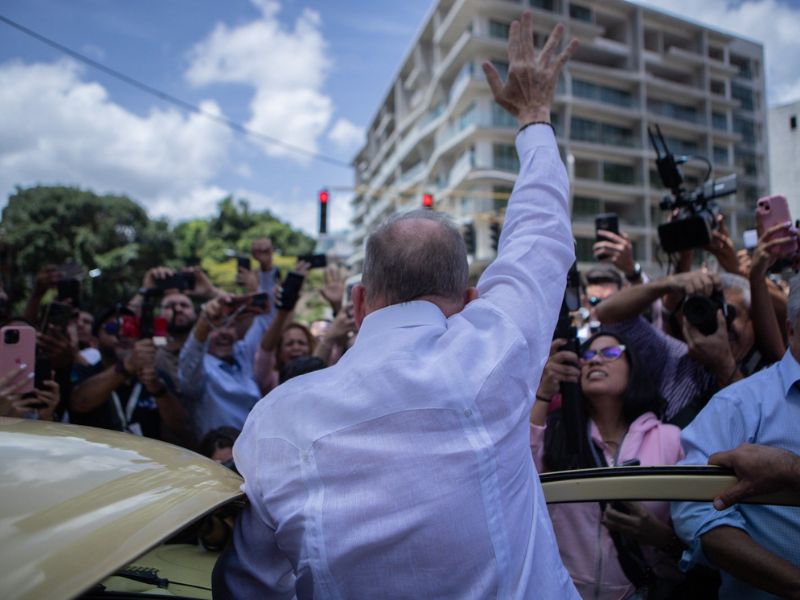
[0,325,36,395]
[756,195,798,256]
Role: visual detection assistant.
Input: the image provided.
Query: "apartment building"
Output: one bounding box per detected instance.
[768,100,800,217]
[349,0,768,274]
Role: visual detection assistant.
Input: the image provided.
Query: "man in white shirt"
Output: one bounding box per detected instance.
[213,12,579,598]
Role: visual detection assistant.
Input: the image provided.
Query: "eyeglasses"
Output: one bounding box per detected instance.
[588,296,603,307]
[581,344,626,362]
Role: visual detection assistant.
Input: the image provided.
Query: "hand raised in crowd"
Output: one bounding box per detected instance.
[184,266,222,299]
[593,230,635,277]
[750,222,796,278]
[38,324,77,370]
[0,365,34,416]
[705,216,740,274]
[681,310,738,387]
[537,338,580,400]
[602,501,679,551]
[201,295,233,326]
[33,264,61,296]
[709,444,800,510]
[737,248,752,277]
[482,13,578,125]
[26,379,60,421]
[236,266,259,293]
[134,339,165,395]
[293,259,311,276]
[321,265,346,314]
[142,266,176,290]
[328,303,357,344]
[663,270,718,313]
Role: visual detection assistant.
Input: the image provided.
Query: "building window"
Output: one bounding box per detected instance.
[733,116,756,145]
[573,196,602,219]
[570,4,593,22]
[457,103,477,130]
[649,99,699,123]
[574,79,633,107]
[713,145,728,165]
[531,0,555,10]
[735,147,758,177]
[603,163,636,185]
[791,115,797,130]
[731,83,755,111]
[490,60,508,80]
[571,117,635,147]
[493,144,520,172]
[491,104,516,129]
[489,20,510,40]
[664,136,699,156]
[712,111,727,130]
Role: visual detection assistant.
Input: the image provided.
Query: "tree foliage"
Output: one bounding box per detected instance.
[1,186,315,313]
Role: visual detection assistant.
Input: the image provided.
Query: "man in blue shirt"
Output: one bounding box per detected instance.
[672,274,800,599]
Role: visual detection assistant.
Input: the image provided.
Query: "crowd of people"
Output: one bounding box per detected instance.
[0,239,357,456]
[2,10,800,599]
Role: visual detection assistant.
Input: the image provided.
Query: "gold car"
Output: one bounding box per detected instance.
[2,417,798,599]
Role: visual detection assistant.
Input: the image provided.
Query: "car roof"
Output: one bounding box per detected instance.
[0,418,244,600]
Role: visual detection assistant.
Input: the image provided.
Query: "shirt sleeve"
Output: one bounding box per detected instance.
[476,125,574,370]
[670,390,756,570]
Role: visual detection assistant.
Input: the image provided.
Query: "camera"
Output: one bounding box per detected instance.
[649,125,737,253]
[155,272,195,292]
[683,290,736,336]
[4,329,19,344]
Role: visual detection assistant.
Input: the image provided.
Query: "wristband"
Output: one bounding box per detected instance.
[518,121,555,136]
[535,394,553,404]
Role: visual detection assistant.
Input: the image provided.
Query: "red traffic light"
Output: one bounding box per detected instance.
[319,190,329,204]
[422,193,434,208]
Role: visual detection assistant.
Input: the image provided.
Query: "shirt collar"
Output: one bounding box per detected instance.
[777,349,800,396]
[356,300,447,343]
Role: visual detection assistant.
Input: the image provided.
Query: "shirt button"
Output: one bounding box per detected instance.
[464,408,473,417]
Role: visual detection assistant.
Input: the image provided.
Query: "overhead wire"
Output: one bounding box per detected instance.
[0,13,352,169]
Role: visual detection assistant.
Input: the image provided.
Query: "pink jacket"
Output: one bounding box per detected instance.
[530,412,684,600]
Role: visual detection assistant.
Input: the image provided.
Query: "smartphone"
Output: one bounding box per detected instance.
[56,279,81,307]
[298,254,328,269]
[251,292,269,309]
[155,272,195,292]
[42,302,74,332]
[595,213,619,260]
[237,256,251,271]
[756,195,798,257]
[276,272,304,311]
[0,325,36,395]
[743,229,758,250]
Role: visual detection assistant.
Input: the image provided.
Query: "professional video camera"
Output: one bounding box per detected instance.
[649,125,737,253]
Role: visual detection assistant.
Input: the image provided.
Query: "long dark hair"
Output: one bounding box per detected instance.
[543,331,665,471]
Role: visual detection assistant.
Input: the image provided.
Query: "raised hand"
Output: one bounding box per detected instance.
[321,266,346,313]
[482,13,578,126]
[594,230,635,276]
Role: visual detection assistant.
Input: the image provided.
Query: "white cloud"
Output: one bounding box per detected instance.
[328,118,365,155]
[632,0,800,105]
[186,0,333,163]
[0,59,233,221]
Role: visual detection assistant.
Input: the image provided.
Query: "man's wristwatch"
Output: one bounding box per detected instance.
[625,262,643,283]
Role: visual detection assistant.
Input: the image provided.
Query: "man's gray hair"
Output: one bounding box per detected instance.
[362,209,469,305]
[719,272,751,311]
[788,274,800,324]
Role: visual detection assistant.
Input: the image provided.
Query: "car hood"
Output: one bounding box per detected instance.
[0,418,244,600]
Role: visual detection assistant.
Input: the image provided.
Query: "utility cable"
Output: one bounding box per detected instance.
[0,13,352,169]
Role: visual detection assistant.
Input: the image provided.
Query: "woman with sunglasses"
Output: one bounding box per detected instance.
[530,331,685,599]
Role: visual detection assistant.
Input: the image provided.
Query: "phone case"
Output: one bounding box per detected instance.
[756,195,798,256]
[0,325,36,394]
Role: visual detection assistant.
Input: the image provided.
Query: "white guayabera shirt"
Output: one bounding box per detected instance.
[215,125,579,599]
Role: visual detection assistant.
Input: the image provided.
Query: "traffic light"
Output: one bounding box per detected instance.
[463,222,476,255]
[490,221,502,252]
[318,189,329,234]
[422,193,434,209]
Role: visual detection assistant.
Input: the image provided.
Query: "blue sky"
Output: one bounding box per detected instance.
[0,0,798,236]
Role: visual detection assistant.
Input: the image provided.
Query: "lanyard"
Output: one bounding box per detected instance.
[111,382,143,434]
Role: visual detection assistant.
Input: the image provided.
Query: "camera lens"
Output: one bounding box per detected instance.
[3,329,20,344]
[683,295,719,336]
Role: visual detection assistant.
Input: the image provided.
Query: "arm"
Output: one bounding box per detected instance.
[479,18,578,361]
[134,339,189,434]
[701,526,800,599]
[70,361,132,414]
[709,444,800,509]
[530,339,579,427]
[748,224,793,362]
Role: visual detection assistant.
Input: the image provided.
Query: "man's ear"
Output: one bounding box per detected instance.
[352,284,367,327]
[464,286,479,306]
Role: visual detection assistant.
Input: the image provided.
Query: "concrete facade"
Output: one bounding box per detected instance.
[768,101,800,218]
[349,0,768,274]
